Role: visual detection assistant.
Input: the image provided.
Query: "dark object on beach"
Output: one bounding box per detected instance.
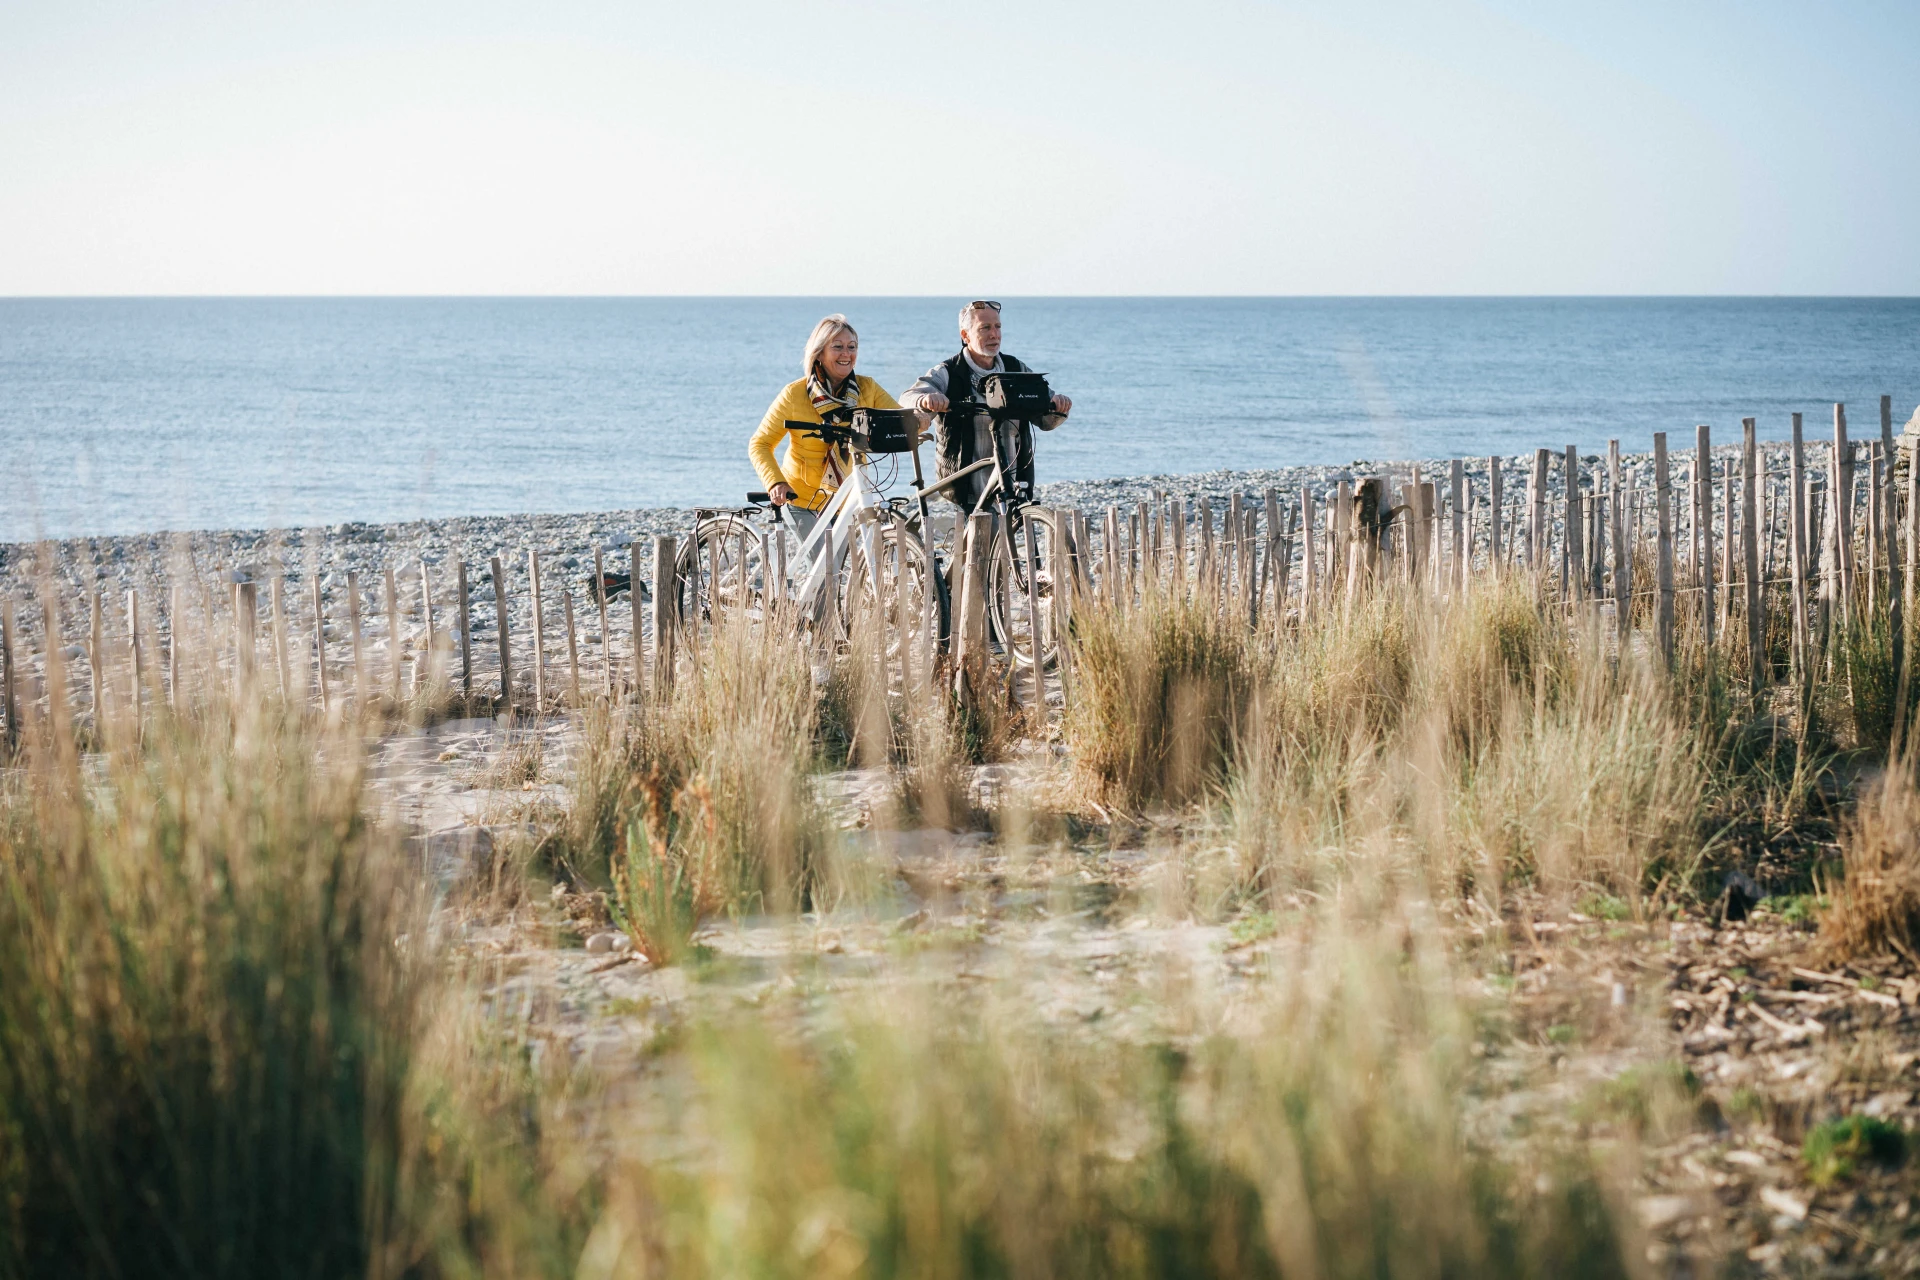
[591,571,649,602]
[1720,869,1764,923]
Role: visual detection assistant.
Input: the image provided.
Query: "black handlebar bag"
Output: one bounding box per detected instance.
[979,371,1053,419]
[852,407,915,454]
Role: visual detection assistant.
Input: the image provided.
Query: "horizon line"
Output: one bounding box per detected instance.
[4,292,1919,303]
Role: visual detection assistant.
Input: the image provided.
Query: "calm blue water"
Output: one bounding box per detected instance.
[3,297,1916,541]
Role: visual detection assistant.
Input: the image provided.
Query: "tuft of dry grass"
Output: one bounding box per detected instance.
[1066,584,1259,809]
[557,612,827,955]
[1817,767,1920,963]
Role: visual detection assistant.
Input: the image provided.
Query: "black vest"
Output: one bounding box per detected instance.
[935,350,1035,510]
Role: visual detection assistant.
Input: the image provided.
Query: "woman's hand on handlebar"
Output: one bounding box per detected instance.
[768,482,795,506]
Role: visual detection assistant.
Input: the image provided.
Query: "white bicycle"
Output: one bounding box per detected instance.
[677,411,938,673]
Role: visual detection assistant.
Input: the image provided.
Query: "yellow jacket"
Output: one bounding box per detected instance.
[747,375,901,511]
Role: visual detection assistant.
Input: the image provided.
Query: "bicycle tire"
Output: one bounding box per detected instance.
[985,506,1064,670]
[841,511,935,686]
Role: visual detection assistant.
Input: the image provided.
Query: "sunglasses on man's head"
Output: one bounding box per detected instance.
[968,300,1002,312]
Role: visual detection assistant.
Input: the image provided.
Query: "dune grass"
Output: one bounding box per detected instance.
[0,698,426,1278]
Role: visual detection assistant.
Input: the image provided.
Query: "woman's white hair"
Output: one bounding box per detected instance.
[802,313,858,377]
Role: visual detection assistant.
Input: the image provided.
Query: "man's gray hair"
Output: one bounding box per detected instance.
[802,313,857,376]
[958,301,998,331]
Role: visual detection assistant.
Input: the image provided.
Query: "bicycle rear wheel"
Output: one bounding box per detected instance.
[675,515,767,638]
[985,506,1065,670]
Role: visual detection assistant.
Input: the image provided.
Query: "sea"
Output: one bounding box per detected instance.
[3,297,1916,542]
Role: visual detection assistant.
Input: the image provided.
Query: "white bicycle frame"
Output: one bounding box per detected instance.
[779,450,895,620]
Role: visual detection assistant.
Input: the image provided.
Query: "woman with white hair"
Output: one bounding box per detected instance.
[747,313,901,542]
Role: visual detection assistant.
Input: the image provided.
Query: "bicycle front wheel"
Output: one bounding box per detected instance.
[842,512,935,688]
[985,507,1065,670]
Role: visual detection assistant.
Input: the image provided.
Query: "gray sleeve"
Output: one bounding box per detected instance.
[897,362,951,411]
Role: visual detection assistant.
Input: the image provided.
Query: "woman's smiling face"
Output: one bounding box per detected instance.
[817,330,858,382]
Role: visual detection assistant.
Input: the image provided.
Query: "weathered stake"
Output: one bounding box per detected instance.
[528,550,546,715]
[1790,414,1810,683]
[312,574,330,713]
[456,560,472,702]
[1697,425,1715,651]
[490,556,511,712]
[563,588,580,705]
[1654,433,1675,665]
[651,536,677,695]
[1743,418,1765,687]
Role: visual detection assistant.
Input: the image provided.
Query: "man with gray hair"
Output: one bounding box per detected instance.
[899,301,1072,512]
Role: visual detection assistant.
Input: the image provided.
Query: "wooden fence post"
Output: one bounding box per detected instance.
[270,576,289,700]
[1696,426,1714,652]
[1529,448,1549,573]
[237,581,258,696]
[1654,434,1675,666]
[418,561,436,695]
[455,560,472,703]
[1,598,16,752]
[310,575,329,713]
[563,589,580,706]
[952,513,992,699]
[490,556,511,712]
[1835,403,1854,617]
[341,571,362,710]
[1880,394,1907,753]
[1487,458,1503,572]
[631,542,645,695]
[1901,409,1920,755]
[1300,485,1319,611]
[1171,498,1187,595]
[593,548,611,700]
[377,567,397,703]
[528,551,546,715]
[1789,414,1810,684]
[651,536,677,695]
[1604,442,1624,641]
[90,588,107,730]
[1744,419,1765,687]
[1562,446,1581,604]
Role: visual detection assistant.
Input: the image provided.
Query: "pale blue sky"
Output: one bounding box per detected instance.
[2,0,1915,295]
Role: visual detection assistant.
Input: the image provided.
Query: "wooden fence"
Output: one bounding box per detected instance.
[1,397,1912,751]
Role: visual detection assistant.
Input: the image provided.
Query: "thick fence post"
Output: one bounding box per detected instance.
[651,536,677,695]
[490,556,511,712]
[455,560,472,703]
[953,513,992,699]
[1,598,16,752]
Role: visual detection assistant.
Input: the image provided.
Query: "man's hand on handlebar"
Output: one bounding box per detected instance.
[1050,393,1071,415]
[920,392,950,414]
[768,482,796,506]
